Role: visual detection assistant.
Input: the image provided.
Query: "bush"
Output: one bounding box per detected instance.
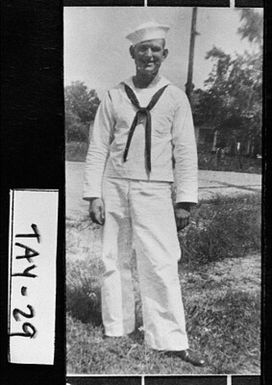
[66,141,89,162]
[179,194,261,266]
[66,257,103,325]
[66,123,89,143]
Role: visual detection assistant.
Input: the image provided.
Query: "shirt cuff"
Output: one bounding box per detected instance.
[175,191,198,204]
[82,189,102,201]
[82,196,100,202]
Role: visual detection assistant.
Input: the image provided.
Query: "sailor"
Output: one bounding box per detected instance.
[83,21,205,366]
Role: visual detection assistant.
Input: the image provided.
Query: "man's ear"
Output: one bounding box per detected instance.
[163,48,169,60]
[129,45,135,59]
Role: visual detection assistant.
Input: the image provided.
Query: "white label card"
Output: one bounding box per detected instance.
[8,189,59,365]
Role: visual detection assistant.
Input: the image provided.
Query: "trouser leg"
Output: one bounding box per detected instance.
[130,180,189,351]
[101,178,135,336]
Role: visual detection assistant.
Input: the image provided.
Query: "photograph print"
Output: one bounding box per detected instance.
[64,5,262,375]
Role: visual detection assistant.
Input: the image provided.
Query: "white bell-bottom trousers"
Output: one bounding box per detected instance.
[101,177,189,351]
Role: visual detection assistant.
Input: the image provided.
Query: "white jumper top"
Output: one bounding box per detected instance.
[83,76,198,203]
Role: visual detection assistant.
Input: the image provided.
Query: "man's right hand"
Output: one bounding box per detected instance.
[89,198,105,225]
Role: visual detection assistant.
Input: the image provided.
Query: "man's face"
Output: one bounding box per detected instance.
[130,39,168,77]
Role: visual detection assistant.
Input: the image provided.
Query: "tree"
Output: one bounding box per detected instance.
[238,9,263,47]
[65,81,100,142]
[65,110,89,143]
[192,9,263,156]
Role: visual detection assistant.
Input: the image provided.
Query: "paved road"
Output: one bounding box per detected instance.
[66,161,261,218]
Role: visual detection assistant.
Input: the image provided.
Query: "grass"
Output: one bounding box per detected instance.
[178,194,261,267]
[66,193,261,374]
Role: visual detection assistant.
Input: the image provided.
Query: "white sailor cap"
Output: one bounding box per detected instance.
[126,21,170,46]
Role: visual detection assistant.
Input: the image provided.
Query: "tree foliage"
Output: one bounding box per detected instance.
[192,9,263,156]
[65,81,100,143]
[238,9,263,46]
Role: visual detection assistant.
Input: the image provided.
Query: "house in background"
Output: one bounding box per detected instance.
[195,124,261,157]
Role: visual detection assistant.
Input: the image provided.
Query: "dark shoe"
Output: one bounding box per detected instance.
[166,349,206,366]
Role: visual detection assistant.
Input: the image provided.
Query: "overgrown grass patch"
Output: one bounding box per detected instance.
[66,253,143,327]
[66,257,103,325]
[178,193,261,267]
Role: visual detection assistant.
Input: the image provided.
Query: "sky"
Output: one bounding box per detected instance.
[64,6,263,94]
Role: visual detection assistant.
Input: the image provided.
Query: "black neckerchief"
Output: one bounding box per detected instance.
[123,83,169,173]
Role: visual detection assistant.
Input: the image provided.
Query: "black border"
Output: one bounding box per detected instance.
[1,1,65,384]
[262,1,272,385]
[66,376,141,385]
[1,1,270,385]
[232,376,261,385]
[147,1,230,7]
[145,376,228,385]
[235,1,264,8]
[64,0,144,6]
[63,0,264,6]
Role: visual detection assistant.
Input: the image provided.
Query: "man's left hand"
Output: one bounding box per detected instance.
[175,207,190,231]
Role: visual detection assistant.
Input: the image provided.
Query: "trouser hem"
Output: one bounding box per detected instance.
[150,343,189,352]
[104,326,135,337]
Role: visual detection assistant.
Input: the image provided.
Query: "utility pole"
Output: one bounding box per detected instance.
[185,7,199,103]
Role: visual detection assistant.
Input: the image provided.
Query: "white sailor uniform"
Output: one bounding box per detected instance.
[83,76,198,351]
